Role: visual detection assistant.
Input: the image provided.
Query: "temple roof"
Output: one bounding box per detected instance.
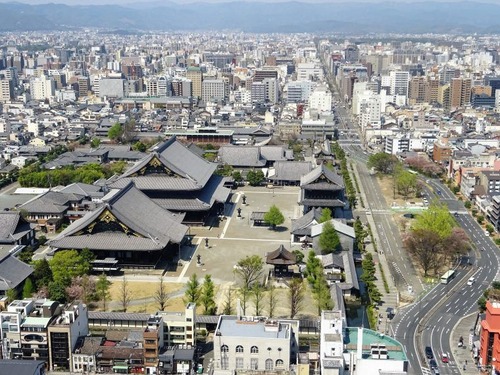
[119,136,217,189]
[266,245,297,265]
[300,164,344,189]
[49,182,188,251]
[0,212,34,244]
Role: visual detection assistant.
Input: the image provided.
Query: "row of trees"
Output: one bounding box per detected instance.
[304,251,333,314]
[403,203,470,276]
[18,162,128,187]
[318,208,341,254]
[331,142,357,208]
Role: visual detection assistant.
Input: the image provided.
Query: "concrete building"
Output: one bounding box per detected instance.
[48,302,89,371]
[478,170,500,196]
[30,76,55,101]
[450,77,472,109]
[479,300,500,371]
[320,310,408,375]
[213,315,298,375]
[186,67,203,99]
[308,84,332,112]
[0,78,13,102]
[157,303,196,347]
[297,62,323,82]
[287,81,315,103]
[389,70,410,98]
[202,79,227,103]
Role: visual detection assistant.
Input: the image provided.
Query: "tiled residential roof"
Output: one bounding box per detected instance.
[0,255,33,292]
[20,191,83,214]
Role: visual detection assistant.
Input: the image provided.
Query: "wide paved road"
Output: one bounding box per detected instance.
[392,179,499,374]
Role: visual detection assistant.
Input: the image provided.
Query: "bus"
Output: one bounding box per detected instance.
[441,270,455,284]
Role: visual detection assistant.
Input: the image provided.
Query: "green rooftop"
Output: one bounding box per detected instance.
[345,327,407,361]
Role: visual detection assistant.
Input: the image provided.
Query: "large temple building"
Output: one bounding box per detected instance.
[110,136,231,225]
[48,181,188,268]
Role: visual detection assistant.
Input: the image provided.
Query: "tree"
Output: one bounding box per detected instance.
[232,171,243,183]
[222,288,234,315]
[32,258,53,289]
[90,138,101,148]
[312,274,333,314]
[200,275,216,315]
[247,170,265,186]
[412,203,455,239]
[96,273,111,311]
[6,288,18,303]
[234,255,264,289]
[319,208,332,223]
[395,170,418,199]
[354,217,368,252]
[267,284,278,318]
[119,276,132,312]
[263,205,285,229]
[38,235,47,246]
[22,278,34,298]
[252,284,265,316]
[403,228,441,276]
[292,250,304,264]
[18,246,34,264]
[49,250,92,287]
[66,275,95,304]
[155,276,169,311]
[367,153,400,174]
[288,278,305,319]
[108,123,123,142]
[132,141,147,152]
[48,281,67,303]
[464,201,472,209]
[239,287,251,315]
[184,274,200,304]
[319,220,341,254]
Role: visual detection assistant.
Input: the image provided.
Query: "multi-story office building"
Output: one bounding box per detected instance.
[287,81,315,103]
[0,78,13,102]
[253,69,278,83]
[297,62,323,82]
[479,170,500,196]
[202,79,227,103]
[186,67,202,99]
[408,76,429,104]
[251,82,266,104]
[263,78,279,104]
[308,84,332,112]
[389,70,410,97]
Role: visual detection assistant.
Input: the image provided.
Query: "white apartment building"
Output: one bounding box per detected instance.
[30,76,55,101]
[320,310,345,375]
[308,84,332,112]
[359,93,382,130]
[263,78,279,104]
[297,62,324,81]
[0,79,12,102]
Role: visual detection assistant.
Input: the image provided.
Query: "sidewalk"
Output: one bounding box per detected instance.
[451,314,481,374]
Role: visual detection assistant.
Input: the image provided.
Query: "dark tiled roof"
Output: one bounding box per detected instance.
[110,176,200,191]
[121,136,216,187]
[291,208,322,233]
[20,191,83,214]
[0,255,33,292]
[218,146,266,167]
[271,161,313,182]
[266,245,296,265]
[89,311,150,322]
[0,360,46,375]
[49,183,188,251]
[300,164,344,188]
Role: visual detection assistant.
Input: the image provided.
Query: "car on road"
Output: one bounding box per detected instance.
[432,367,440,375]
[441,353,449,363]
[485,230,490,237]
[425,346,434,359]
[467,277,475,286]
[429,359,438,369]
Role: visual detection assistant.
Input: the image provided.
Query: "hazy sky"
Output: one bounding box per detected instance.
[0,0,497,3]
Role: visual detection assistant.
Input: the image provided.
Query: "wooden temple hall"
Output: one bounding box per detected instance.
[109,136,231,226]
[266,245,298,278]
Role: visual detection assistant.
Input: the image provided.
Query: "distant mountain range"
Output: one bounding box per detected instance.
[0,1,499,34]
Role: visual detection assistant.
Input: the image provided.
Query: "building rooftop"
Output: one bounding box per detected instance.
[217,316,290,339]
[22,316,52,328]
[345,327,407,361]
